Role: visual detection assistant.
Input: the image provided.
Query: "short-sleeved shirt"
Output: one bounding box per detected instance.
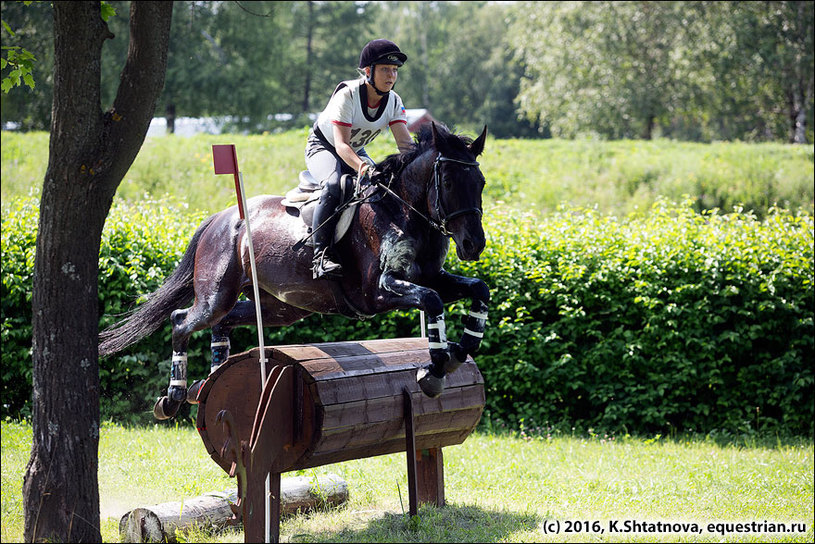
[314,78,407,153]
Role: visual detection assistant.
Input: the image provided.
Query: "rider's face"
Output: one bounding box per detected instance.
[370,64,399,91]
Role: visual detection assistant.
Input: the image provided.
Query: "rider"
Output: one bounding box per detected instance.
[306,38,415,279]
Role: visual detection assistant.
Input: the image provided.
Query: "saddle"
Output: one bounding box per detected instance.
[281,171,360,247]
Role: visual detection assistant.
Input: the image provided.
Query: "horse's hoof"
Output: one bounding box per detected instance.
[187,379,205,404]
[417,366,445,398]
[153,396,180,420]
[444,342,466,374]
[168,385,187,402]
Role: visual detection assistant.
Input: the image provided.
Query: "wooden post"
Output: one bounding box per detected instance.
[416,447,445,507]
[403,388,418,516]
[269,472,282,543]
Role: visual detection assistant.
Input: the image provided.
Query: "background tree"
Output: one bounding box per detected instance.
[510,1,704,140]
[705,1,814,143]
[298,1,377,114]
[2,1,811,142]
[22,2,171,542]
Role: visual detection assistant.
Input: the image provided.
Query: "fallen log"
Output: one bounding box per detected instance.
[119,473,348,543]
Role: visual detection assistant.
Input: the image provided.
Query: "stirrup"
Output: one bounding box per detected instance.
[313,251,343,279]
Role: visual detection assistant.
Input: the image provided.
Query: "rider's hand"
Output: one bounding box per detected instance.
[358,161,376,181]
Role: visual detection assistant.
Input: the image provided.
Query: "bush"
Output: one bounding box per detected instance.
[462,199,814,436]
[2,197,813,434]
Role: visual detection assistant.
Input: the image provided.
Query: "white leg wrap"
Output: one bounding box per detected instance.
[170,352,187,388]
[468,310,488,321]
[427,315,447,350]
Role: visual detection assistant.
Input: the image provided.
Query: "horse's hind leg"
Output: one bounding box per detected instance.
[154,276,243,420]
[205,296,313,372]
[182,325,231,406]
[209,326,231,371]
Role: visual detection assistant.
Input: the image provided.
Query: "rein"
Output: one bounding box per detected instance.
[376,153,481,236]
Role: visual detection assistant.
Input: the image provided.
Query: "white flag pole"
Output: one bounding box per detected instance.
[212,145,271,543]
[235,171,268,378]
[234,172,272,544]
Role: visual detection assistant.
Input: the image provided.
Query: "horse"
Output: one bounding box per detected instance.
[99,122,490,420]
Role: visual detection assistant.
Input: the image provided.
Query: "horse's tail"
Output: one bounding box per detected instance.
[98,214,217,358]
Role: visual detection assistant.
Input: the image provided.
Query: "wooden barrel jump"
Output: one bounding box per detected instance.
[194,337,485,542]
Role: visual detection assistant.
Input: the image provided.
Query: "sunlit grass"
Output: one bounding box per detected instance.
[2,420,812,542]
[2,130,812,218]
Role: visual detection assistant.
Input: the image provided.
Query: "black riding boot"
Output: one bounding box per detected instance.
[312,177,343,279]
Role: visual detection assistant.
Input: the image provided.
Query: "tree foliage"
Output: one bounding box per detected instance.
[511,0,814,142]
[1,0,812,141]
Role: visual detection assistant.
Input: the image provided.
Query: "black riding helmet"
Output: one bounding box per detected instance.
[358,39,407,96]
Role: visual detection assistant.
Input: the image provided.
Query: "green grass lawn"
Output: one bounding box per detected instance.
[3,130,812,218]
[2,420,812,542]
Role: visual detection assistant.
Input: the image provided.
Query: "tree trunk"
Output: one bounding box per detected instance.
[23,2,172,542]
[642,114,655,140]
[166,103,176,134]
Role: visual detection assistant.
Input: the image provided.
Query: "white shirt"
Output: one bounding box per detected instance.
[314,78,408,152]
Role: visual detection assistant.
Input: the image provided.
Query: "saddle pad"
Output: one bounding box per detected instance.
[282,171,359,245]
[281,170,321,208]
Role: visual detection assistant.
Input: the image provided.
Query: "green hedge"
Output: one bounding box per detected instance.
[2,197,813,435]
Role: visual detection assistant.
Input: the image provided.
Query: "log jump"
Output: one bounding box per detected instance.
[194,337,486,542]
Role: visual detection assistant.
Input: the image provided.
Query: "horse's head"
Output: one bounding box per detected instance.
[428,123,488,261]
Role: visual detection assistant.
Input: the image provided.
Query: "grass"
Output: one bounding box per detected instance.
[2,130,813,218]
[2,419,812,543]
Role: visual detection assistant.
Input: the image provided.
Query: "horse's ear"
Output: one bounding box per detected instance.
[469,125,487,157]
[430,122,444,151]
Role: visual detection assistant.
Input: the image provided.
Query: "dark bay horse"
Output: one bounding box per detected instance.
[99,123,490,420]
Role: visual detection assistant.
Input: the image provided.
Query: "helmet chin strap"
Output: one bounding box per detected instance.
[367,66,390,97]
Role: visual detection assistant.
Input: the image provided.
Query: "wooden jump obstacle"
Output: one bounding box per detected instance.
[194,337,485,542]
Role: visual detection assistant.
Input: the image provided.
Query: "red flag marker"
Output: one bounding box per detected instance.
[212,144,245,219]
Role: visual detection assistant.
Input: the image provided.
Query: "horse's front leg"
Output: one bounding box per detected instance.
[377,272,451,397]
[426,270,490,374]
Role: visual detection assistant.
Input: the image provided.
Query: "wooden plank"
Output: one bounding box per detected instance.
[313,406,484,455]
[266,337,429,366]
[310,361,482,406]
[248,365,284,448]
[250,366,296,472]
[319,385,485,432]
[294,429,477,470]
[196,357,263,474]
[301,352,429,382]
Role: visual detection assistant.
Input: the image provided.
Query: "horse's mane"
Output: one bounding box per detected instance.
[375,123,475,181]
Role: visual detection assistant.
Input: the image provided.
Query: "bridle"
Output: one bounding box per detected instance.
[375,153,482,236]
[431,154,483,235]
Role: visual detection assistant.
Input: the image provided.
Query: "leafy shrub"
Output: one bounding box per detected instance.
[460,199,814,436]
[2,197,813,434]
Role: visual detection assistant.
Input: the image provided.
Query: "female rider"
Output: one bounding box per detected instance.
[306,39,415,279]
